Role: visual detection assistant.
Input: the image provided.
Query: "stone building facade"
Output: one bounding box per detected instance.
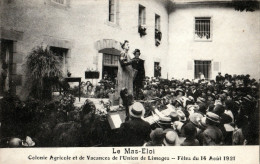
[0,0,259,98]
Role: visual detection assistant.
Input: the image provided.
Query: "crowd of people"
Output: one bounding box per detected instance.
[117,73,259,146]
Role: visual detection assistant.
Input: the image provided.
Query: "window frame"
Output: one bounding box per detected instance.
[51,0,67,6]
[47,0,70,9]
[194,60,213,80]
[138,4,146,26]
[103,53,119,67]
[155,14,161,31]
[107,0,120,27]
[194,16,213,42]
[49,46,69,76]
[108,0,115,23]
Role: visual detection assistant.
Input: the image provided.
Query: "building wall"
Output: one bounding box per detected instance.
[1,0,259,98]
[168,5,260,80]
[0,0,169,98]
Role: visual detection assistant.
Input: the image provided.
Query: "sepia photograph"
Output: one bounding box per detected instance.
[0,0,259,163]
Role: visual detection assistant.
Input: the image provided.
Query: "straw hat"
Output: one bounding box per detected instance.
[129,102,145,118]
[163,131,180,146]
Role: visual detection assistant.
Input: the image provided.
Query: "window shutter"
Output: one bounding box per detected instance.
[187,61,193,70]
[143,8,146,25]
[116,0,120,25]
[138,6,141,26]
[158,16,160,30]
[213,62,220,71]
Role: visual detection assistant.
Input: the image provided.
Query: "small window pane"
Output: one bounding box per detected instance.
[139,5,146,26]
[109,0,115,22]
[155,14,160,30]
[195,17,211,40]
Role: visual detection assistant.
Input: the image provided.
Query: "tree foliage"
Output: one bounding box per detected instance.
[232,0,260,12]
[25,46,63,99]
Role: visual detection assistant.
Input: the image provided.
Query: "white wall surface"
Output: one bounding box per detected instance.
[168,6,260,80]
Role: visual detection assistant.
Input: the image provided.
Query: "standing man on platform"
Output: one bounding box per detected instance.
[132,49,145,100]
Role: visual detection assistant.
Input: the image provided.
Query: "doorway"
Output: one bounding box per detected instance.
[0,39,14,95]
[102,53,119,83]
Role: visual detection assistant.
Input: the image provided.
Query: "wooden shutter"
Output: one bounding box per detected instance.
[187,61,193,70]
[143,7,146,25]
[213,61,220,72]
[138,5,142,26]
[116,0,120,25]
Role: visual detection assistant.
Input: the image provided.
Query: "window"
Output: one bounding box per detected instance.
[51,0,66,5]
[154,62,161,78]
[108,0,119,24]
[155,14,162,46]
[194,60,211,80]
[195,17,211,41]
[50,47,69,76]
[103,53,119,67]
[138,5,146,26]
[109,0,115,22]
[49,0,70,8]
[155,14,160,31]
[103,53,119,80]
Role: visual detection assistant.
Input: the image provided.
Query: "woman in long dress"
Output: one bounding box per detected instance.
[116,40,136,100]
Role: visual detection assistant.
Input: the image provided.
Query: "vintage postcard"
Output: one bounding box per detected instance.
[0,0,259,163]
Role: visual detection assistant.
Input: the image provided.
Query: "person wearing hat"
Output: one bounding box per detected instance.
[187,84,201,102]
[163,131,181,146]
[216,72,224,84]
[212,104,232,138]
[144,128,165,146]
[202,112,224,145]
[131,49,145,100]
[196,96,206,105]
[202,127,223,146]
[196,103,207,116]
[206,94,215,107]
[176,109,188,123]
[169,112,179,123]
[180,122,200,146]
[232,114,248,145]
[174,98,184,110]
[157,116,174,132]
[119,102,151,146]
[176,88,185,97]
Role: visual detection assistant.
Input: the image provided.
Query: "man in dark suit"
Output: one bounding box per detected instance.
[216,72,223,84]
[119,102,151,146]
[131,49,145,100]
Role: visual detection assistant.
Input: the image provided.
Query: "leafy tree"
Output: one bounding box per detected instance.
[232,0,259,12]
